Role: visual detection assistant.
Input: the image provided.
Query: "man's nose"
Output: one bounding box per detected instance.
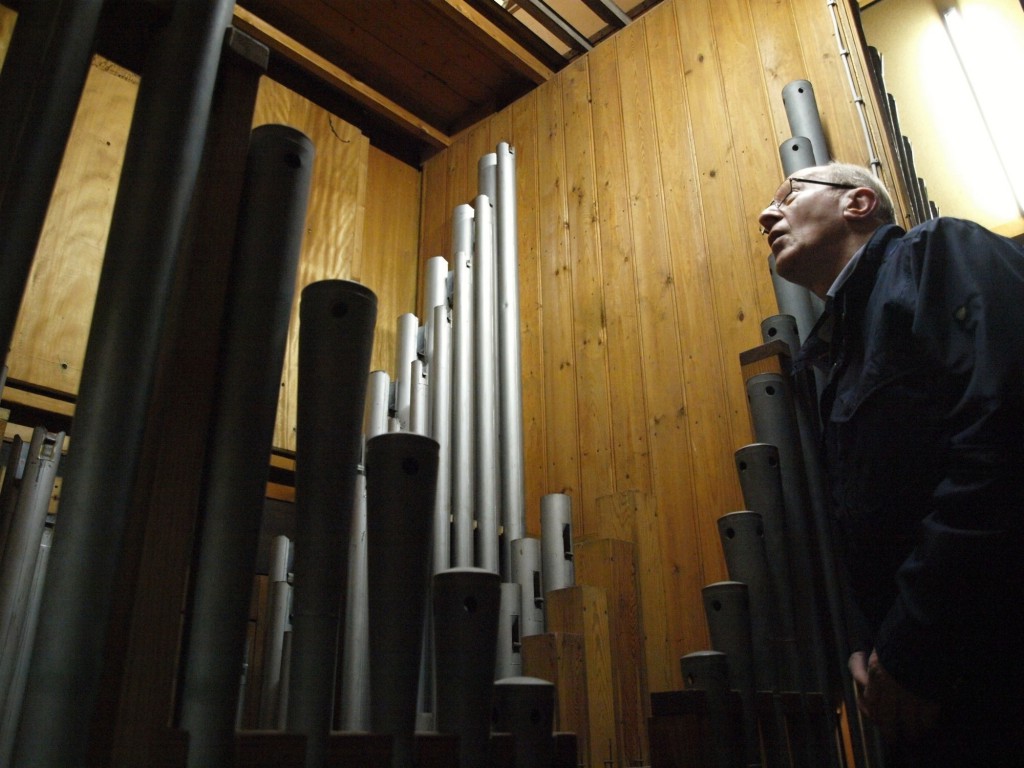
[758,206,780,235]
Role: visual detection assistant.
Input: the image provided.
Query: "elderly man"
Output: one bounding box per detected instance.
[757,163,1024,766]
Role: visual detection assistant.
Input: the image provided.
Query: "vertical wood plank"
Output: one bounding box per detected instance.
[575,538,649,768]
[637,3,716,667]
[588,31,651,497]
[535,77,582,519]
[560,58,615,531]
[254,78,371,452]
[8,57,135,394]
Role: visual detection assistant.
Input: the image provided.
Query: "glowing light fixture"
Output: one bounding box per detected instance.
[942,6,1024,216]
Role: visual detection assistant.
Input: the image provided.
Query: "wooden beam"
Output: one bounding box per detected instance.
[232,7,451,151]
[427,0,556,84]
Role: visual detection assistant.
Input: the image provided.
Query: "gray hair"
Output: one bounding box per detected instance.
[821,162,896,225]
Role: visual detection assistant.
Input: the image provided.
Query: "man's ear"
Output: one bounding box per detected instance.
[842,187,879,224]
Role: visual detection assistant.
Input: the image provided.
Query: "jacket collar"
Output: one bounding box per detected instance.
[794,223,906,373]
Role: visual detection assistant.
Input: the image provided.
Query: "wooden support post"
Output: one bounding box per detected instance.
[522,632,587,757]
[546,585,616,768]
[576,538,649,768]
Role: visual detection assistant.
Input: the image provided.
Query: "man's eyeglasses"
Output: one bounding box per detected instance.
[759,177,857,234]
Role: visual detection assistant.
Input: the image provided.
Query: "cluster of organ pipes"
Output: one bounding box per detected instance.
[227,142,580,768]
[0,409,64,766]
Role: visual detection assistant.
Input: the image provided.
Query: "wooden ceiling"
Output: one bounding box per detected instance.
[231,0,667,165]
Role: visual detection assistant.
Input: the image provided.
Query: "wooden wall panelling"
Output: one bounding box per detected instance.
[419,150,451,265]
[587,30,652,498]
[255,78,371,453]
[710,0,790,322]
[560,57,616,531]
[671,0,763,496]
[509,91,548,534]
[359,144,420,376]
[7,57,135,395]
[637,1,720,665]
[534,77,582,520]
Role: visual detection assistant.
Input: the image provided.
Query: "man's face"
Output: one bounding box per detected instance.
[757,172,853,292]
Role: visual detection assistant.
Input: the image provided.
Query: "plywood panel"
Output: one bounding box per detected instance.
[255,77,371,452]
[360,145,420,377]
[7,57,136,394]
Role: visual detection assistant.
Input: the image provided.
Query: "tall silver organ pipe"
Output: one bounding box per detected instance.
[429,301,453,575]
[451,237,476,568]
[496,143,526,582]
[339,369,391,731]
[395,313,419,432]
[473,194,500,575]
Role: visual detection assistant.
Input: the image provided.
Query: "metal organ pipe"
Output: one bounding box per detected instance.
[451,203,476,569]
[338,369,390,732]
[288,279,377,768]
[15,4,237,762]
[473,194,500,575]
[496,143,527,582]
[429,302,453,575]
[179,123,314,768]
[540,493,575,594]
[366,432,439,768]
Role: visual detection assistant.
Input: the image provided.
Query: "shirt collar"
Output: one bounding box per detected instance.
[826,242,867,299]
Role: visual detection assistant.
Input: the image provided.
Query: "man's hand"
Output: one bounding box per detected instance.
[849,649,941,744]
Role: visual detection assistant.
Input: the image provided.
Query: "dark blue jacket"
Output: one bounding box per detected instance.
[798,218,1024,705]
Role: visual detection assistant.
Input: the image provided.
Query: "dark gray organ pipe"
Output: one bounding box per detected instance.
[288,279,377,768]
[745,374,832,695]
[0,434,25,555]
[496,143,527,581]
[433,567,501,768]
[451,212,476,567]
[716,512,777,693]
[760,319,867,768]
[768,138,825,351]
[496,582,524,680]
[365,432,440,768]
[0,428,63,723]
[779,136,816,178]
[15,4,237,763]
[511,537,544,637]
[540,493,575,595]
[179,124,314,767]
[782,80,831,166]
[473,194,500,575]
[0,0,103,359]
[732,444,802,693]
[679,651,737,768]
[702,581,761,767]
[492,677,556,768]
